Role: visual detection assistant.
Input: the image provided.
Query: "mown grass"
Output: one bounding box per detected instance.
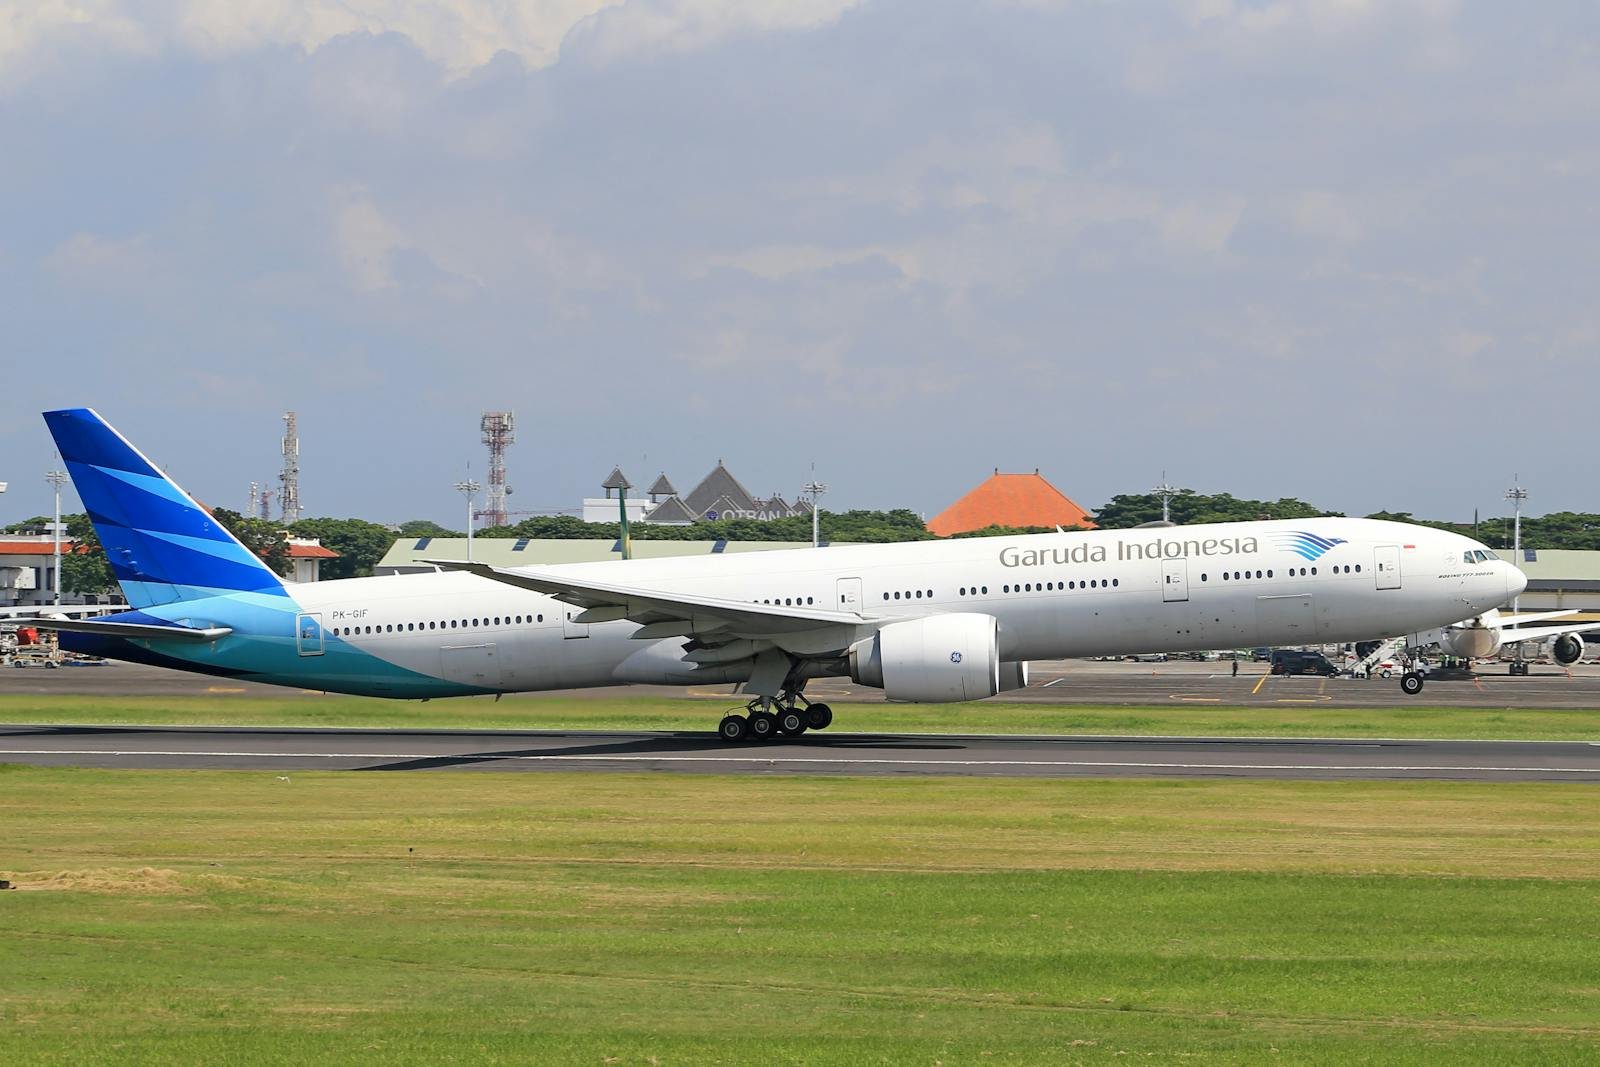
[0,691,1597,740]
[3,767,1599,1063]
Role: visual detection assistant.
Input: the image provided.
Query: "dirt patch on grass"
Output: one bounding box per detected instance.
[2,867,244,894]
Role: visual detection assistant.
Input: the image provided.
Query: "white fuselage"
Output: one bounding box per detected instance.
[280,517,1520,696]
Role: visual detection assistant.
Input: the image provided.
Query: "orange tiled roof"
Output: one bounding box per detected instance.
[0,540,87,555]
[286,543,339,558]
[926,472,1096,537]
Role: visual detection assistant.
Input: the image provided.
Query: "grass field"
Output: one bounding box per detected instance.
[0,691,1597,741]
[4,766,1599,1063]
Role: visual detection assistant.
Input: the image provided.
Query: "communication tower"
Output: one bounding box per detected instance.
[259,487,273,521]
[478,411,515,528]
[279,411,302,523]
[247,481,260,517]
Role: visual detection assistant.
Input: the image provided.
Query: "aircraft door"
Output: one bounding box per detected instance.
[1161,558,1189,603]
[295,613,324,657]
[1374,546,1402,590]
[562,608,589,639]
[837,577,863,614]
[441,642,503,689]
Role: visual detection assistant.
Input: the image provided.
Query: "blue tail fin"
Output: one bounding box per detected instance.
[43,408,289,608]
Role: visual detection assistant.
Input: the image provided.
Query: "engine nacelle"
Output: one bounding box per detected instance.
[849,613,1000,702]
[998,660,1029,693]
[1553,633,1585,665]
[1441,623,1503,660]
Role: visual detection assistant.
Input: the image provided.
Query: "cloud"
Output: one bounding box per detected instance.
[3,0,1600,522]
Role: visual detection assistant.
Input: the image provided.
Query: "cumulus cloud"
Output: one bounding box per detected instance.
[2,0,1598,521]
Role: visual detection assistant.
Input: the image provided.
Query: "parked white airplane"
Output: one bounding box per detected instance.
[1418,607,1592,675]
[26,409,1525,740]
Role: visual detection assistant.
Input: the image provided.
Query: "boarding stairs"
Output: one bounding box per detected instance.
[1351,636,1408,677]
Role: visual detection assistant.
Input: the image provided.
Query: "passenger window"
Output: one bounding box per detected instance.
[1310,567,1317,576]
[1266,570,1273,578]
[1112,578,1119,587]
[1354,565,1361,573]
[981,586,988,594]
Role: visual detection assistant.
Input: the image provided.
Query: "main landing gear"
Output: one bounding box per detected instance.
[717,692,833,743]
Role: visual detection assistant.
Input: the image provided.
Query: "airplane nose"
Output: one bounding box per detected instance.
[1506,563,1527,602]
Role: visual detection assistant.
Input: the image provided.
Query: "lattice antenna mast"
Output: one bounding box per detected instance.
[247,481,259,517]
[478,411,515,529]
[279,411,302,524]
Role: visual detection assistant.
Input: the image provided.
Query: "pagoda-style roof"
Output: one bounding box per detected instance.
[926,470,1096,537]
[683,463,758,517]
[647,473,676,499]
[642,495,697,525]
[601,467,633,492]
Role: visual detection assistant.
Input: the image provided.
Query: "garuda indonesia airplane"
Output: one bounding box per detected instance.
[25,408,1544,741]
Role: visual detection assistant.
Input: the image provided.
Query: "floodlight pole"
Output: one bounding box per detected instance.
[46,469,68,607]
[618,483,632,561]
[1151,472,1177,525]
[802,478,828,548]
[455,479,481,562]
[1506,476,1528,614]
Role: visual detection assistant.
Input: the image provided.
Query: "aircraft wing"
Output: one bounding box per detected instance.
[429,560,880,640]
[1496,610,1580,628]
[1496,621,1597,645]
[16,617,233,642]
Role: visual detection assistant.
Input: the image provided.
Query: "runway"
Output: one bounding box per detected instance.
[7,659,1600,709]
[3,724,1598,781]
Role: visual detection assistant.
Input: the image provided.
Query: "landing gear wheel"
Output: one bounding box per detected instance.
[748,711,778,741]
[1400,671,1424,695]
[805,703,833,730]
[718,715,750,743]
[777,708,807,736]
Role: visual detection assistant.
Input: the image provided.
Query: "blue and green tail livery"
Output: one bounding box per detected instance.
[43,408,289,609]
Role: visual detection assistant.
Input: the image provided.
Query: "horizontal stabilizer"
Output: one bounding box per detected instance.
[20,617,233,643]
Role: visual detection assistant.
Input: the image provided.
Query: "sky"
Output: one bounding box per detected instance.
[2,0,1597,527]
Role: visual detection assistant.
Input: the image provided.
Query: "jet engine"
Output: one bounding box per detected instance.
[1553,633,1585,665]
[849,613,1001,702]
[1440,623,1503,660]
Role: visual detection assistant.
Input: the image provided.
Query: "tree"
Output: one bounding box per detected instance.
[211,508,292,577]
[59,513,114,595]
[1093,491,1339,529]
[289,517,397,580]
[396,519,463,539]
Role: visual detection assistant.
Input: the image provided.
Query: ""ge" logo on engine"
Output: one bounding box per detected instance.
[950,651,963,663]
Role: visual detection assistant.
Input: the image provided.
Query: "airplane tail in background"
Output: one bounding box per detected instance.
[42,408,289,609]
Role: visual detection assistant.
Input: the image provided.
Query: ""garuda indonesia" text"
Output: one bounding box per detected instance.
[999,534,1260,568]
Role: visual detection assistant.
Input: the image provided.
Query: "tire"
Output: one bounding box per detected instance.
[718,715,750,743]
[1400,672,1424,695]
[748,711,778,741]
[805,703,833,730]
[777,708,807,736]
